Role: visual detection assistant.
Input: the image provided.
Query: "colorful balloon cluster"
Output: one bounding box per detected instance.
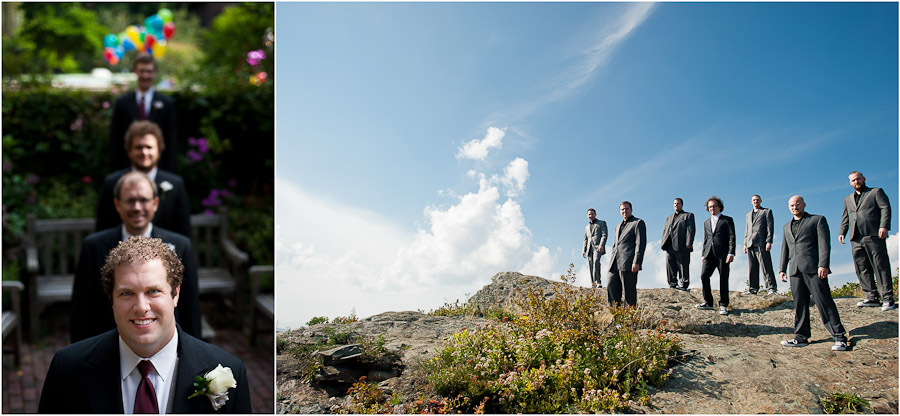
[102,8,176,66]
[247,49,268,86]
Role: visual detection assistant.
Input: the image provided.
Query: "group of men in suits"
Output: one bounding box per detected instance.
[582,170,893,351]
[40,53,251,412]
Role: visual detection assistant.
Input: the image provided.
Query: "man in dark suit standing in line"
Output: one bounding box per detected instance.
[97,120,190,237]
[743,195,778,295]
[607,201,646,307]
[40,236,250,413]
[838,171,895,311]
[110,53,178,172]
[661,197,695,291]
[696,196,736,316]
[582,208,608,289]
[72,172,201,342]
[779,195,849,351]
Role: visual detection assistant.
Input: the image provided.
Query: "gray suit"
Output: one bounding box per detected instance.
[839,186,893,304]
[744,207,777,292]
[583,219,608,287]
[661,211,695,289]
[607,216,646,307]
[780,213,846,343]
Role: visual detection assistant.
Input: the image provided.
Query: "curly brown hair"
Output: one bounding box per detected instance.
[705,196,724,211]
[100,236,183,299]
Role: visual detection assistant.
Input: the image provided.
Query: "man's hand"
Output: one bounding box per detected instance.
[726,254,734,264]
[879,228,889,239]
[743,246,748,254]
[818,267,830,279]
[631,263,640,273]
[779,271,787,282]
[765,242,771,251]
[686,244,692,250]
[838,235,845,244]
[582,251,586,258]
[597,246,605,255]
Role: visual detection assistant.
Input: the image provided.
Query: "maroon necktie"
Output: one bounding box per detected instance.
[138,95,147,120]
[134,360,159,414]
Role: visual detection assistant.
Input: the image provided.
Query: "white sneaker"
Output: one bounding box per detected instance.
[857,300,881,307]
[719,306,728,315]
[881,302,897,311]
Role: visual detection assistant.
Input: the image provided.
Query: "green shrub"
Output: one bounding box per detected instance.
[831,281,862,298]
[305,316,329,326]
[422,264,681,413]
[821,392,869,414]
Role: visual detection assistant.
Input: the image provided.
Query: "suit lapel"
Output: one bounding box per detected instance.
[82,332,126,413]
[171,330,216,413]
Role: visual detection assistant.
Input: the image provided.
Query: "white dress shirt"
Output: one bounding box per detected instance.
[710,212,721,231]
[120,330,179,414]
[121,223,154,241]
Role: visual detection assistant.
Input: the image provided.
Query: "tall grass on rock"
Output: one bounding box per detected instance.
[423,265,682,413]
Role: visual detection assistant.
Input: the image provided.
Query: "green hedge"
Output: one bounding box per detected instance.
[2,85,273,269]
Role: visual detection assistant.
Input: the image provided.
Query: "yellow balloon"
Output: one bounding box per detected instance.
[126,25,144,51]
[152,40,167,58]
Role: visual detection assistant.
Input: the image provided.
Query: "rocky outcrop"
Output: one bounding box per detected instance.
[277,272,899,414]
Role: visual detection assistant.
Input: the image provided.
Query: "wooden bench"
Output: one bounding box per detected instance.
[3,280,25,366]
[24,210,249,341]
[248,265,274,345]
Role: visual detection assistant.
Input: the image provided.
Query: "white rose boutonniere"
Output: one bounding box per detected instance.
[188,364,237,411]
[159,181,173,198]
[153,100,164,110]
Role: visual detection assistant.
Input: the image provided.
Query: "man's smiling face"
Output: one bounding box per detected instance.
[111,258,179,358]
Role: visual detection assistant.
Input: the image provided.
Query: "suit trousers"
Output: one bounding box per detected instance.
[700,255,730,307]
[789,272,847,343]
[747,246,777,292]
[587,250,603,287]
[850,236,894,303]
[665,249,690,288]
[607,268,638,307]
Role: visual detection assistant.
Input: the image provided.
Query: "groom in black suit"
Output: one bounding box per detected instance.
[40,236,250,413]
[97,120,191,237]
[696,196,736,315]
[72,172,200,342]
[110,53,178,172]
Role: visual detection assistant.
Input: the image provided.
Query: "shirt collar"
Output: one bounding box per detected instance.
[118,329,178,382]
[136,87,156,101]
[130,166,158,182]
[121,223,153,241]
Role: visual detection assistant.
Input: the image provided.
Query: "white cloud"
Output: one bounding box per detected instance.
[501,157,530,197]
[456,126,505,160]
[276,158,553,328]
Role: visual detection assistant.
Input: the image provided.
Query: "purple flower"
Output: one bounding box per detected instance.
[196,138,209,154]
[246,49,267,66]
[25,174,40,186]
[201,190,222,208]
[186,150,203,163]
[102,101,110,109]
[69,117,83,131]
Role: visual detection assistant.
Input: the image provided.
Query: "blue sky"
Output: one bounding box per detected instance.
[275,2,898,328]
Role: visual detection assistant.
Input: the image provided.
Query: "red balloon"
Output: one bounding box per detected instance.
[103,48,115,63]
[145,33,157,50]
[163,22,176,40]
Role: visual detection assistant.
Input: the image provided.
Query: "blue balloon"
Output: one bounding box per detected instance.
[144,15,164,36]
[103,34,118,49]
[122,38,136,52]
[115,45,125,59]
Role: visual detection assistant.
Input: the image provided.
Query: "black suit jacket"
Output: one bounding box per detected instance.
[110,90,178,172]
[661,211,695,252]
[38,327,250,413]
[95,168,191,237]
[839,186,892,240]
[702,214,736,260]
[780,213,831,276]
[70,227,201,342]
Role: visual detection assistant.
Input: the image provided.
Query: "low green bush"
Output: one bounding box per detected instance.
[821,391,869,414]
[421,264,682,413]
